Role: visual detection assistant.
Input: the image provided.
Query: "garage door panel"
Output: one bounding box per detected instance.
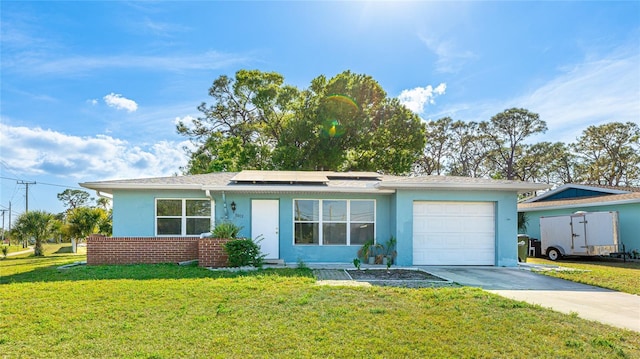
[413,201,495,265]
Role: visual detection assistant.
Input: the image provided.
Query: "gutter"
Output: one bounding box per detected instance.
[519,197,640,212]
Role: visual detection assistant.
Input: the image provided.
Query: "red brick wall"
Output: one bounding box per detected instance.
[198,238,231,268]
[87,235,199,265]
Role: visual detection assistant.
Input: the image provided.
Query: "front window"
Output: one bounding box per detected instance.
[156,199,212,236]
[294,199,375,245]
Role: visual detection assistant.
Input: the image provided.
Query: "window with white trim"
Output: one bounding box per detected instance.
[294,199,375,245]
[156,199,212,236]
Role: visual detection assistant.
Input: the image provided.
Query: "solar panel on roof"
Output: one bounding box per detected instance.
[231,171,329,184]
[326,172,381,180]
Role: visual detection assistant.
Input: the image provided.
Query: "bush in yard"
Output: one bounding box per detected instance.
[212,221,241,239]
[224,237,265,267]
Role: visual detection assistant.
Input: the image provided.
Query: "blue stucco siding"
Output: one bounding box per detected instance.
[393,189,519,267]
[521,203,640,253]
[112,188,393,263]
[112,187,520,265]
[218,192,393,264]
[112,189,212,237]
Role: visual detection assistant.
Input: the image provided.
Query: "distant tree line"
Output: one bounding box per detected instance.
[417,116,640,187]
[8,189,111,256]
[180,69,640,187]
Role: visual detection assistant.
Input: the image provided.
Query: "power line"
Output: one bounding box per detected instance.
[1,176,85,190]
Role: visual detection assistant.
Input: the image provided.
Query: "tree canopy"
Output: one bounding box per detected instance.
[178,70,426,175]
[178,69,638,188]
[57,189,92,212]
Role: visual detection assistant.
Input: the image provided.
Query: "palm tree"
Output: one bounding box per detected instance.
[12,211,56,256]
[67,207,110,242]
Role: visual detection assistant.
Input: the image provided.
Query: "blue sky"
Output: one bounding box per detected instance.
[1,1,639,220]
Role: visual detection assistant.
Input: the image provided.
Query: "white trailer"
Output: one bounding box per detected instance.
[540,211,619,261]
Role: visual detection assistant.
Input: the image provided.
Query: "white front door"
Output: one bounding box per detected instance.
[251,199,279,259]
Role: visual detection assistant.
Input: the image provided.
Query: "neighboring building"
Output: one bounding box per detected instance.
[518,184,640,254]
[81,170,547,266]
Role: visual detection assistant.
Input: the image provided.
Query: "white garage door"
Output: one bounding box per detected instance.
[413,201,495,265]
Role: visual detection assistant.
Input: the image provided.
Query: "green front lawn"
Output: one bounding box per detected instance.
[527,257,640,295]
[1,246,638,358]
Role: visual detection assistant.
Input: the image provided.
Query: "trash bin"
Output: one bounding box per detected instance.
[517,234,530,263]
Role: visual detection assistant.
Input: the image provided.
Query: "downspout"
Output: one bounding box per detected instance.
[222,191,229,220]
[203,189,215,235]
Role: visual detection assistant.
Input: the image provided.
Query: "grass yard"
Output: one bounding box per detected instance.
[1,245,639,358]
[527,257,640,295]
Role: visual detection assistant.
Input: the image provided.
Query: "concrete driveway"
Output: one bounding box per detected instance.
[423,266,640,333]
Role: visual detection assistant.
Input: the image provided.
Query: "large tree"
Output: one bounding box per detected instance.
[480,108,548,180]
[446,121,493,178]
[572,122,640,186]
[57,189,92,212]
[12,210,56,256]
[177,70,299,173]
[179,70,426,175]
[517,142,577,184]
[415,117,453,175]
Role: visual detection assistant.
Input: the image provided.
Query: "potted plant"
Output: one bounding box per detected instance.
[357,239,378,265]
[382,236,397,266]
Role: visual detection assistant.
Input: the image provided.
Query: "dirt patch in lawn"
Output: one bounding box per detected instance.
[347,269,447,281]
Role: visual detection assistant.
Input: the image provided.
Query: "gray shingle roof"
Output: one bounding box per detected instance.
[518,192,640,211]
[80,171,546,194]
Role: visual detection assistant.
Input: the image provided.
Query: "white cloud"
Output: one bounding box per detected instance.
[174,115,196,126]
[398,83,447,114]
[88,98,98,105]
[429,47,640,144]
[518,51,640,143]
[4,51,251,76]
[419,34,476,73]
[0,123,189,180]
[103,93,138,112]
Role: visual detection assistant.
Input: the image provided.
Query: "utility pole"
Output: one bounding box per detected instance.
[0,209,6,243]
[17,181,36,213]
[17,181,36,247]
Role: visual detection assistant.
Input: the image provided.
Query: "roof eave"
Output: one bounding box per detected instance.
[379,182,549,193]
[519,198,640,212]
[523,183,631,203]
[80,182,205,193]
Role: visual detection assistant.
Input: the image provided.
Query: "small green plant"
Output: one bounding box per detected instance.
[224,237,265,267]
[357,239,374,262]
[353,258,361,270]
[1,245,8,259]
[212,221,242,239]
[297,258,308,269]
[383,236,397,265]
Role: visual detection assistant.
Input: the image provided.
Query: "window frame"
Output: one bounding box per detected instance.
[293,199,376,246]
[155,198,214,237]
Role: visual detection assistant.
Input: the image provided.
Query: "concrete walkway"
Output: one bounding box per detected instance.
[423,266,640,333]
[5,246,33,257]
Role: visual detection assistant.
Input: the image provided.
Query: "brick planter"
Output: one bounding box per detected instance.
[86,234,231,267]
[198,238,231,268]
